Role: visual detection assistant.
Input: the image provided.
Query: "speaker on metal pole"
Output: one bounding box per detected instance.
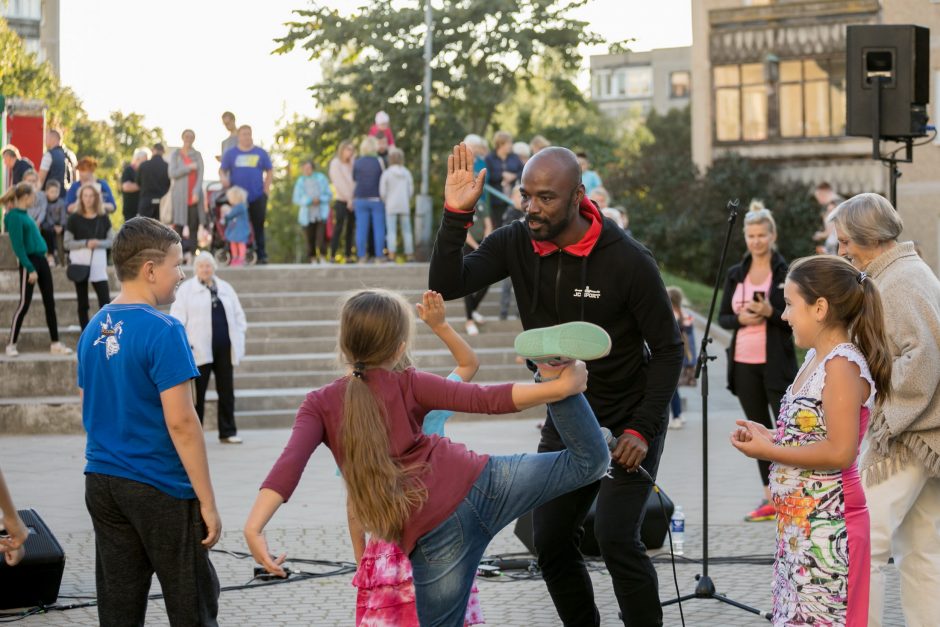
[846,24,930,139]
[0,509,65,610]
[514,486,675,557]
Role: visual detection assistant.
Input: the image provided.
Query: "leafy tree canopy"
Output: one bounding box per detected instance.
[1,17,162,223]
[274,0,599,174]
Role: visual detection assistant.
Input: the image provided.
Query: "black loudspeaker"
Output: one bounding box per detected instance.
[513,487,675,557]
[846,25,930,139]
[0,509,65,609]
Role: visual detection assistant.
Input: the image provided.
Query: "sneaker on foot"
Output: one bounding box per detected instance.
[471,310,486,325]
[5,344,19,357]
[514,321,611,363]
[668,417,685,429]
[744,499,775,522]
[50,342,73,355]
[465,320,480,336]
[220,436,243,444]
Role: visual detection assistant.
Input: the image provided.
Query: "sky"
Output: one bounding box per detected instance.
[59,0,692,154]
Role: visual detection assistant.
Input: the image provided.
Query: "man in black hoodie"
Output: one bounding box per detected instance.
[429,144,683,626]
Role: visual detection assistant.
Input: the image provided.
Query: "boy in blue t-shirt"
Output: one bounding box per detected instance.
[78,217,221,626]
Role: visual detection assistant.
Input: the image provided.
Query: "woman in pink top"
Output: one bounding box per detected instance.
[328,140,357,262]
[719,202,797,522]
[244,290,610,626]
[731,255,893,626]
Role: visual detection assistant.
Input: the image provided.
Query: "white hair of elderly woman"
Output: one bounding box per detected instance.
[829,192,903,248]
[133,147,152,161]
[512,141,531,159]
[463,134,488,151]
[193,252,217,270]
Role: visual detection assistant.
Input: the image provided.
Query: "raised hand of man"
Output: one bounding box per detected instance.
[444,143,486,212]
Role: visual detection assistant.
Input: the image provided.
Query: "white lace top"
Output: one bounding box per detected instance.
[786,343,877,410]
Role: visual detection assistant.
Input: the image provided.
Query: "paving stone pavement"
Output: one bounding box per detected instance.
[1,348,906,626]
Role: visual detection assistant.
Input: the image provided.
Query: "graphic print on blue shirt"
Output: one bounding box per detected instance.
[77,304,200,499]
[221,146,272,202]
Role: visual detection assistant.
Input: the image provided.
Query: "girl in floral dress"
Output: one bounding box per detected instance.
[347,291,484,626]
[731,256,893,626]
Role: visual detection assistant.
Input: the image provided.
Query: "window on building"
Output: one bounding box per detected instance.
[613,70,626,97]
[714,63,767,142]
[2,0,41,19]
[778,58,846,139]
[715,56,846,143]
[23,38,41,58]
[624,67,653,99]
[670,71,691,98]
[592,70,612,100]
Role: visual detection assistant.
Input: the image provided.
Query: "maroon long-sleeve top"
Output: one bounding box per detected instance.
[261,367,517,554]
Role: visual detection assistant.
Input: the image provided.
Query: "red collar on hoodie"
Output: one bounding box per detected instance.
[530,198,602,257]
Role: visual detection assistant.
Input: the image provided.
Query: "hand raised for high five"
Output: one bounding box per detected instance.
[444,143,487,212]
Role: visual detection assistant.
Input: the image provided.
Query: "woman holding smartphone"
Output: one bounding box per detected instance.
[719,201,797,522]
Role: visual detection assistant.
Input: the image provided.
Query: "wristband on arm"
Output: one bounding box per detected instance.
[622,429,648,446]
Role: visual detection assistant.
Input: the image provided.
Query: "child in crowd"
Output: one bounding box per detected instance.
[22,170,47,229]
[244,290,611,626]
[347,291,483,626]
[3,182,71,357]
[78,217,221,626]
[42,179,68,266]
[0,467,27,566]
[369,110,395,147]
[730,255,892,626]
[666,286,696,429]
[222,185,250,266]
[293,160,333,264]
[576,152,603,196]
[379,147,415,262]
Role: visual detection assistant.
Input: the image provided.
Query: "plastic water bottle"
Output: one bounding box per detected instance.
[670,505,686,555]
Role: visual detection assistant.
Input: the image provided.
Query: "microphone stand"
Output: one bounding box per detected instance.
[661,199,772,620]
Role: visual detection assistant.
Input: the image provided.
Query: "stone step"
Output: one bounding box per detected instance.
[0,261,536,434]
[0,263,450,293]
[0,348,531,398]
[11,318,522,353]
[1,291,518,329]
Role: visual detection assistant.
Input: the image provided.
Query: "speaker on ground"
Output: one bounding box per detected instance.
[514,487,675,558]
[0,509,65,610]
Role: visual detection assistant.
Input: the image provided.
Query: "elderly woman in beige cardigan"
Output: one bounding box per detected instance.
[168,129,205,259]
[832,193,940,627]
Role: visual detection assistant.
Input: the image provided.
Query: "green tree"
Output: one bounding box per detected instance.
[266,1,599,261]
[603,105,818,283]
[492,55,620,171]
[1,18,162,225]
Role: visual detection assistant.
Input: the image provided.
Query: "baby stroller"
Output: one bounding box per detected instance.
[205,182,257,266]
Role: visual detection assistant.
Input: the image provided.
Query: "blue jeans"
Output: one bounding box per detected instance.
[409,392,609,626]
[670,389,682,418]
[386,213,414,255]
[353,198,386,259]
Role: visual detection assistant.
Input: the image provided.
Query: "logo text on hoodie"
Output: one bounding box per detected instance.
[573,286,601,300]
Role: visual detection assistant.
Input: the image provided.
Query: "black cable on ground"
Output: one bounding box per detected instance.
[0,550,357,621]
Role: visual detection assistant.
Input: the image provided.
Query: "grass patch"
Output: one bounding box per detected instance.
[660,270,721,317]
[661,269,807,364]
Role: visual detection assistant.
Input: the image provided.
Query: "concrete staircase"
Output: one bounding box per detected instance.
[0,263,542,434]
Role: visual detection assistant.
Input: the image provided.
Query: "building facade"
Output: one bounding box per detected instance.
[2,0,60,76]
[691,0,940,271]
[590,46,692,119]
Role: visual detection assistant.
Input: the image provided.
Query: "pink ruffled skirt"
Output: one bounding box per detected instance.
[352,538,484,626]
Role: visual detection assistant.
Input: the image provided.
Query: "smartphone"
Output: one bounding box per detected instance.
[752,291,766,302]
